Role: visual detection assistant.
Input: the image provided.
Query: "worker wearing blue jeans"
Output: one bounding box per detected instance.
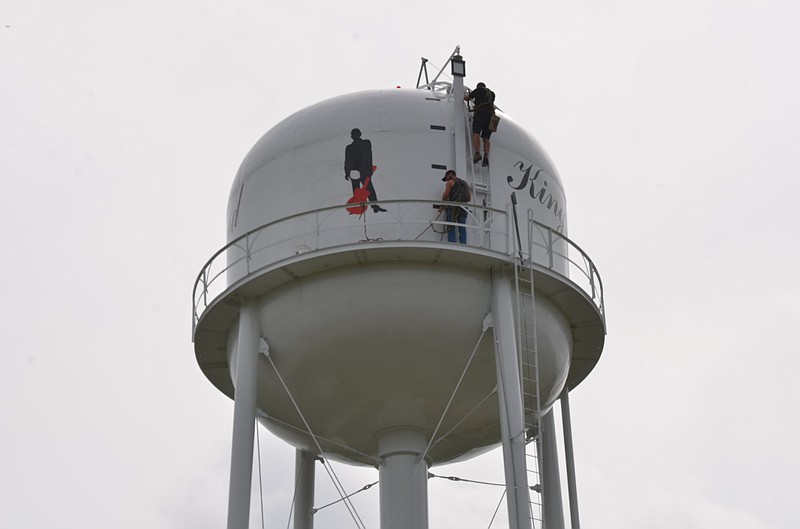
[441,169,471,244]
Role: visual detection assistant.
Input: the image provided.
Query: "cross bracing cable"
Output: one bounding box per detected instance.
[488,489,507,529]
[420,325,489,463]
[312,480,378,513]
[283,451,304,529]
[265,354,368,529]
[428,473,504,487]
[429,387,497,450]
[428,472,540,491]
[255,412,378,466]
[386,325,489,528]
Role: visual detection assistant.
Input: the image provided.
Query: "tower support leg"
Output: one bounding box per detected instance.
[227,299,260,529]
[490,268,533,529]
[378,429,429,529]
[541,409,565,529]
[294,449,316,529]
[560,388,581,529]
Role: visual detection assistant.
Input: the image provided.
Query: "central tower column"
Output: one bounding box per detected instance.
[378,429,429,529]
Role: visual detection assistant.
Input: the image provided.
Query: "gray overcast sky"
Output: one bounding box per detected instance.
[2,1,799,528]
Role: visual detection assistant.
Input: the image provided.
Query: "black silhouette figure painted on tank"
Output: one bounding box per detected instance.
[344,128,386,213]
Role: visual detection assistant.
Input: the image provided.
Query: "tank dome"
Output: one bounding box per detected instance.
[227,88,567,245]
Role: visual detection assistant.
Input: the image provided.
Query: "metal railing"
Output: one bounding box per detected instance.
[192,199,604,335]
[524,209,605,319]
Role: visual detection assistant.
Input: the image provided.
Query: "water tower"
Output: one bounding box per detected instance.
[192,48,605,529]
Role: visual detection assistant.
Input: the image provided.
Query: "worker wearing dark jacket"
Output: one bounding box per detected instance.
[465,82,495,167]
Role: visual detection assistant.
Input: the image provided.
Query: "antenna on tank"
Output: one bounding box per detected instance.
[418,45,462,92]
[416,57,429,88]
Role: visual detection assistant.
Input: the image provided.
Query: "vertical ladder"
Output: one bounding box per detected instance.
[461,102,493,247]
[462,103,491,207]
[514,237,544,528]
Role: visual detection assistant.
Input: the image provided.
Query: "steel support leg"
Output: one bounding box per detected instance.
[227,299,260,529]
[490,268,533,529]
[541,409,565,529]
[560,389,580,529]
[294,449,316,529]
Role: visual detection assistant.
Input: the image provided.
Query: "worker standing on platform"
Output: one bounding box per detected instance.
[441,169,471,244]
[465,82,495,167]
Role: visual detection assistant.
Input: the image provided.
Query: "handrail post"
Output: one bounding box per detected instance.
[481,206,488,249]
[506,203,513,256]
[547,229,554,269]
[202,270,209,308]
[315,209,320,250]
[245,233,251,275]
[397,205,402,240]
[527,209,534,268]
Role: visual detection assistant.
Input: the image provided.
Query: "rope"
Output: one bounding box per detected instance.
[265,354,368,529]
[357,206,383,243]
[414,208,447,240]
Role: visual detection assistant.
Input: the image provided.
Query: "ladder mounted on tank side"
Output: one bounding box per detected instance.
[422,47,548,528]
[461,97,493,247]
[515,261,545,528]
[465,110,491,206]
[421,46,551,527]
[511,193,545,529]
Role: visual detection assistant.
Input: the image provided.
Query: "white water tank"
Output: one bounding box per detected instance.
[193,87,604,466]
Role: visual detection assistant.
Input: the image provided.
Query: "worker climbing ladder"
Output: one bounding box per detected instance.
[462,101,491,209]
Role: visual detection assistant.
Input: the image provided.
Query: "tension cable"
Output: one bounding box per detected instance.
[428,472,505,487]
[265,354,368,529]
[313,480,378,514]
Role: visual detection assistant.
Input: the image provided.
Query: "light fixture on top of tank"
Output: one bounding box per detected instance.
[451,54,465,77]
